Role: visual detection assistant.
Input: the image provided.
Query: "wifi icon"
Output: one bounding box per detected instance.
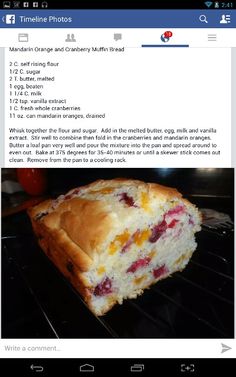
[205,1,213,7]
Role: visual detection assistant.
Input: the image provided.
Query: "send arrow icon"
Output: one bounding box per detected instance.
[221,343,232,353]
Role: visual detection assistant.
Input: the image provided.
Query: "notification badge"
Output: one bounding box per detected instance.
[160,31,173,42]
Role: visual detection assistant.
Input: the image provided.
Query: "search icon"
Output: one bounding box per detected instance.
[199,14,208,23]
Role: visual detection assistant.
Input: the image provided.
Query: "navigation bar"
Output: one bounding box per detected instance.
[0,10,236,28]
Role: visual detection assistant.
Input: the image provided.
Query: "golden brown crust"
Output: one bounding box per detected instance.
[28,213,93,272]
[148,182,182,200]
[70,178,182,198]
[44,197,115,256]
[91,178,184,204]
[27,199,52,219]
[37,228,92,299]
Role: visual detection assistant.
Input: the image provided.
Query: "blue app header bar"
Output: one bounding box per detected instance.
[0,9,236,28]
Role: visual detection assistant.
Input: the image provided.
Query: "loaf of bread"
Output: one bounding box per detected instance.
[28,179,201,316]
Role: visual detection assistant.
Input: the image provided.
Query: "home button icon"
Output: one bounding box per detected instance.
[79,364,95,373]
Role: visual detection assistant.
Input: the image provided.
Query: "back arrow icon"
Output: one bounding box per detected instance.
[30,365,44,372]
[221,343,232,353]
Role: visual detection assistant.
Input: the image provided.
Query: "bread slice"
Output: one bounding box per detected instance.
[28,178,201,316]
